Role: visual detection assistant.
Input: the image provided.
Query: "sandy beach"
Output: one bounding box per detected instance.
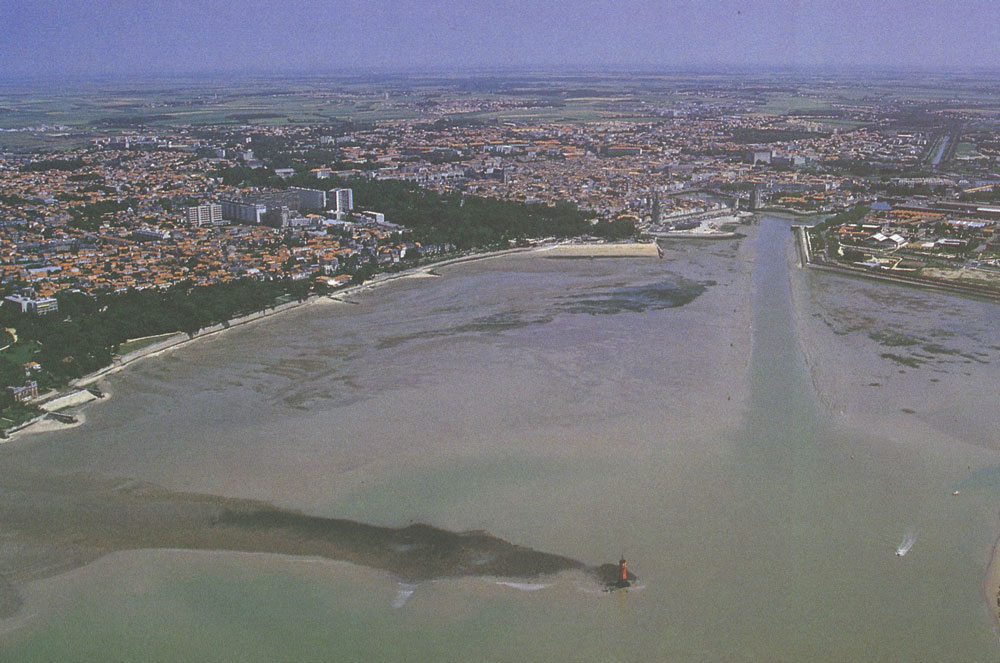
[14,413,86,436]
[39,390,98,412]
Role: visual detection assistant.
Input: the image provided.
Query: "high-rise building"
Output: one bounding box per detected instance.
[262,206,311,229]
[219,192,299,225]
[290,187,326,211]
[651,192,661,225]
[358,211,385,225]
[220,199,267,225]
[331,188,354,219]
[263,206,293,228]
[186,203,222,226]
[4,292,58,315]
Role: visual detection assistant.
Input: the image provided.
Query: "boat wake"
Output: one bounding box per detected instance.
[392,583,417,608]
[575,583,646,596]
[495,581,551,592]
[896,530,916,557]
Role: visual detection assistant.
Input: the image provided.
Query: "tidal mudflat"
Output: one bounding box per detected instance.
[4,219,1000,661]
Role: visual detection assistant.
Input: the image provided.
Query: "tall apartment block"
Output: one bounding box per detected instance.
[186,203,223,226]
[332,188,354,219]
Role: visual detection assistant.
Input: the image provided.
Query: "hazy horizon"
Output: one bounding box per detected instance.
[4,64,1000,90]
[5,0,1000,78]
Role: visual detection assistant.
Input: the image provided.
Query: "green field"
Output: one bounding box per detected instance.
[1,340,38,365]
[955,141,980,157]
[756,94,835,114]
[3,72,1000,151]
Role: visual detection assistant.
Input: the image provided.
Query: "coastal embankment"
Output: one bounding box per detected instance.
[652,230,741,239]
[756,206,829,219]
[535,242,661,258]
[8,300,316,439]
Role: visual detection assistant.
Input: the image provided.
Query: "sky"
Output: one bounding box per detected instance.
[4,0,1000,77]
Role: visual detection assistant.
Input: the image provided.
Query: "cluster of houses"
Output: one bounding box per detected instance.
[816,199,1000,275]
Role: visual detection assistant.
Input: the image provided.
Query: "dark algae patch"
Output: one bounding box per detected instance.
[0,469,628,617]
[922,343,961,355]
[374,277,707,350]
[869,330,919,347]
[376,311,553,349]
[213,509,583,580]
[867,329,994,367]
[557,278,708,315]
[880,353,923,368]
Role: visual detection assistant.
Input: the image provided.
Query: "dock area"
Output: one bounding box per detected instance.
[539,242,662,258]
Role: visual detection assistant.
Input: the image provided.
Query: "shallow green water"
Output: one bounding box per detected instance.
[3,218,999,661]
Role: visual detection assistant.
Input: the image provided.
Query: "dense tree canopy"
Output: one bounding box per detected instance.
[345,179,592,248]
[211,168,596,248]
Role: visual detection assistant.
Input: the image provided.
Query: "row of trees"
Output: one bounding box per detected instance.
[959,186,1000,203]
[68,198,137,232]
[808,204,871,259]
[819,204,872,229]
[21,158,86,172]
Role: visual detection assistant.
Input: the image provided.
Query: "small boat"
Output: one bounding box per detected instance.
[953,490,960,496]
[896,533,915,557]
